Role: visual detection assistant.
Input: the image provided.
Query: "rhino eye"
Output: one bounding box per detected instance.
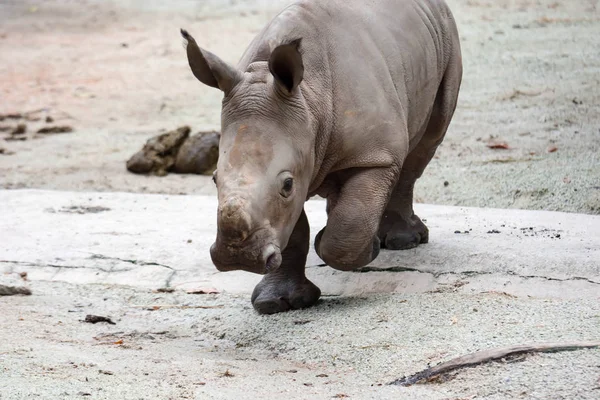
[281,177,294,197]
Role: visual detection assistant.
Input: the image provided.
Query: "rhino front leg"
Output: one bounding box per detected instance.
[314,167,398,271]
[251,209,321,314]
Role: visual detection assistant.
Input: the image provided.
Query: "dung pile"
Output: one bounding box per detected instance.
[126,126,219,176]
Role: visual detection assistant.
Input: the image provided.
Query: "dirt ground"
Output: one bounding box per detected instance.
[1,2,600,397]
[2,279,599,400]
[1,0,599,213]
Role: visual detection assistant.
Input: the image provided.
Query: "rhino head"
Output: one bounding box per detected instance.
[181,29,314,274]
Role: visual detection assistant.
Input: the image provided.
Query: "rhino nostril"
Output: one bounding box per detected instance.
[266,254,277,269]
[263,245,282,272]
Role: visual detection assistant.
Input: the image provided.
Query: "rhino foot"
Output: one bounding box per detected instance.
[314,228,381,271]
[251,276,321,315]
[379,213,429,250]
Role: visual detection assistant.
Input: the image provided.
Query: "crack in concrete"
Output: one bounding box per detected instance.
[88,254,175,270]
[506,271,600,285]
[4,258,598,288]
[87,254,177,287]
[2,258,178,288]
[0,260,121,274]
[322,264,600,285]
[352,265,492,279]
[356,266,422,274]
[1,254,178,287]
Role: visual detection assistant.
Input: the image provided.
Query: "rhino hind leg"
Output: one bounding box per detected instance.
[379,56,462,250]
[251,209,321,314]
[378,146,436,250]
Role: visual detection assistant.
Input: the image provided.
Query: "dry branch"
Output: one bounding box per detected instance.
[389,341,600,386]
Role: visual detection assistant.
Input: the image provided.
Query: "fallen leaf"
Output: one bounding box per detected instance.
[483,291,517,298]
[154,287,175,293]
[11,124,26,135]
[547,146,558,153]
[486,141,511,150]
[83,315,115,325]
[219,369,235,378]
[99,370,114,375]
[450,316,458,325]
[293,320,312,325]
[186,287,220,295]
[5,135,26,142]
[0,113,23,119]
[114,340,123,345]
[37,125,73,134]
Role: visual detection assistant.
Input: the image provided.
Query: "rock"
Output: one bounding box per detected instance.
[126,126,191,176]
[0,284,32,296]
[174,131,219,175]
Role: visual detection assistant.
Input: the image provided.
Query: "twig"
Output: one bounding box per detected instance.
[389,341,600,386]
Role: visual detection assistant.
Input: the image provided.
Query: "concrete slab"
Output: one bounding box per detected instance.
[1,189,599,399]
[1,189,599,298]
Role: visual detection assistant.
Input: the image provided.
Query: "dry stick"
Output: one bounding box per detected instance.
[389,341,600,386]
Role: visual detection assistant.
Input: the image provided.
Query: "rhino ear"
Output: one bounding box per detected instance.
[181,29,241,94]
[269,38,304,94]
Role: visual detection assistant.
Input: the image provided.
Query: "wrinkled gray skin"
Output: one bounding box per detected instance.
[181,0,462,314]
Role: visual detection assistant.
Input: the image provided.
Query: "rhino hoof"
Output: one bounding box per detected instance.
[380,215,429,250]
[251,278,321,315]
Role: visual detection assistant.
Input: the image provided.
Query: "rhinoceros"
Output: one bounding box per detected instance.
[181,0,462,314]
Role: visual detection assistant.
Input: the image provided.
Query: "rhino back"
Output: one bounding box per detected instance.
[239,0,459,169]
